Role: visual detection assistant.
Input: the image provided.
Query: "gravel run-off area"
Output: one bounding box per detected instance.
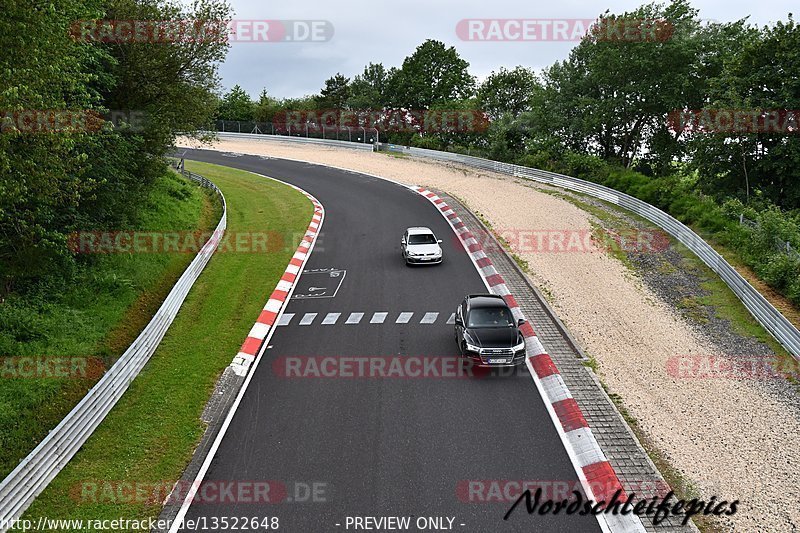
[177,136,800,532]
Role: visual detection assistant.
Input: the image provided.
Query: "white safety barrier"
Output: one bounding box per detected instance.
[0,169,226,530]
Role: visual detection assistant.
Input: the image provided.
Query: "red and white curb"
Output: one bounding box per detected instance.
[412,186,645,533]
[230,189,324,377]
[168,175,323,533]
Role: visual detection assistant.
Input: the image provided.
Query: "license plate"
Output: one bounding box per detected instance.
[488,358,509,364]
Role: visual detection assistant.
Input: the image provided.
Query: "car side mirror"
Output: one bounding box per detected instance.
[401,239,405,245]
[437,239,442,243]
[517,318,525,327]
[455,316,463,325]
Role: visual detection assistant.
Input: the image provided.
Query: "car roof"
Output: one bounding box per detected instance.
[466,294,508,308]
[406,226,434,235]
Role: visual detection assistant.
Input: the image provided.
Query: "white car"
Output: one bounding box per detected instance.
[401,227,443,265]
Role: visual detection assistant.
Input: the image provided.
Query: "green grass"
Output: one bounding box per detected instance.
[537,185,795,362]
[0,171,217,480]
[539,190,638,270]
[674,241,798,382]
[530,181,796,529]
[17,161,312,531]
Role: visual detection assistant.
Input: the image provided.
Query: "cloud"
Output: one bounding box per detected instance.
[218,0,795,98]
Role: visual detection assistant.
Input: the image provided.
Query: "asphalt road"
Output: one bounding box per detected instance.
[177,149,600,533]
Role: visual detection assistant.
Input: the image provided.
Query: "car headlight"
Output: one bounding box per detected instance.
[513,340,526,352]
[465,343,481,353]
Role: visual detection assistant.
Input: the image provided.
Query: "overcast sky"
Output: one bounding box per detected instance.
[217,0,795,98]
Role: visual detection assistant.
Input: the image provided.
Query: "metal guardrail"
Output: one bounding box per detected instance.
[0,168,227,530]
[215,131,375,151]
[200,129,800,358]
[391,144,800,360]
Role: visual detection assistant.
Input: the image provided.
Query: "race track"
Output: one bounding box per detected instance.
[177,149,600,532]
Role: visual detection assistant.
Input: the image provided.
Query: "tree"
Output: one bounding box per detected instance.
[348,63,389,109]
[477,67,540,120]
[0,0,232,290]
[686,16,800,206]
[216,85,255,121]
[316,73,351,110]
[527,0,704,168]
[386,40,476,109]
[254,89,281,122]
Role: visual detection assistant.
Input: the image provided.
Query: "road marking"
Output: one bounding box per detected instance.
[321,312,341,325]
[299,313,317,325]
[167,170,325,533]
[277,313,294,326]
[346,312,364,324]
[277,311,454,327]
[421,312,439,324]
[291,268,347,299]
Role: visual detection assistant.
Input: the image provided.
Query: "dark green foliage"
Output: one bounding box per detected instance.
[1,0,231,293]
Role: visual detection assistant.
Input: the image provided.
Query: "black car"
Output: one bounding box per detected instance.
[454,294,527,367]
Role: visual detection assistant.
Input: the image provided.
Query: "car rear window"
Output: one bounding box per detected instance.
[408,234,437,244]
[467,307,514,328]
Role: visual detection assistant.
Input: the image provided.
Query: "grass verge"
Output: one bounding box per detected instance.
[16,161,312,531]
[538,185,794,363]
[0,170,217,480]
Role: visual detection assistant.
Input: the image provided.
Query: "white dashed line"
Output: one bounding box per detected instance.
[346,312,364,324]
[322,312,341,325]
[421,312,439,324]
[299,313,317,325]
[279,311,453,326]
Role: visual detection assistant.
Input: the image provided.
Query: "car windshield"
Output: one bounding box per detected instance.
[467,307,515,328]
[408,233,437,245]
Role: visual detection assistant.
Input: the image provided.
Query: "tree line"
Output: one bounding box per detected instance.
[218,0,800,304]
[1,0,231,292]
[219,0,799,210]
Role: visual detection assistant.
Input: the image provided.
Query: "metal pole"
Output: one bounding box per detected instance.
[305,123,308,137]
[347,126,351,142]
[237,121,240,133]
[362,127,366,143]
[322,125,325,139]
